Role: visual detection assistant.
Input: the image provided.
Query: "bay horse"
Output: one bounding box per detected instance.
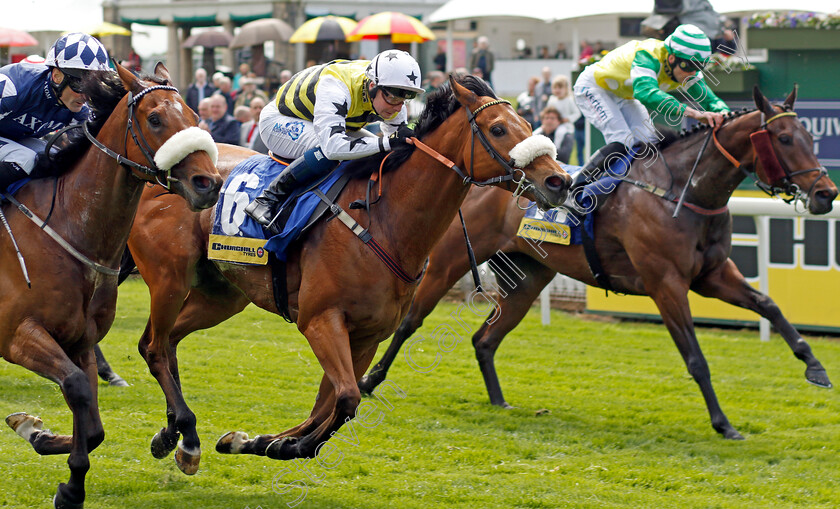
[0,63,222,508]
[358,86,838,440]
[118,75,569,471]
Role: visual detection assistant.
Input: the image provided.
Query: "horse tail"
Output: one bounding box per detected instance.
[118,246,137,285]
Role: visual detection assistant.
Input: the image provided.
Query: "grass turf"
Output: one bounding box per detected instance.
[1,277,838,508]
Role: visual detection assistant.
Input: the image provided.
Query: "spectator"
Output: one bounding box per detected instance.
[554,43,568,59]
[279,69,292,86]
[538,46,551,59]
[433,48,447,72]
[233,62,250,91]
[234,105,253,146]
[471,67,485,81]
[579,40,594,62]
[534,107,573,164]
[244,97,268,153]
[214,76,235,115]
[424,71,446,96]
[207,94,240,145]
[536,66,553,114]
[469,36,495,87]
[516,76,541,129]
[185,68,215,114]
[715,28,737,56]
[545,75,580,160]
[234,77,269,109]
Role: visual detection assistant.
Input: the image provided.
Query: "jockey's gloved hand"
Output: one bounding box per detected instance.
[387,125,415,150]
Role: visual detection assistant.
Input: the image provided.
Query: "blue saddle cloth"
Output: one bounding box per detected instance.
[519,147,638,245]
[211,154,345,261]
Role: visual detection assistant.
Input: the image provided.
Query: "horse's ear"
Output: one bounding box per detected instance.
[114,60,143,94]
[154,62,171,84]
[784,84,798,110]
[449,74,480,109]
[752,85,774,117]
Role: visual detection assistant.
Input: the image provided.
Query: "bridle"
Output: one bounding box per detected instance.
[714,109,828,211]
[411,98,535,202]
[83,84,182,190]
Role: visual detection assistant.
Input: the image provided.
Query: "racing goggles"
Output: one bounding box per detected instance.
[64,75,84,93]
[672,56,707,73]
[380,86,418,106]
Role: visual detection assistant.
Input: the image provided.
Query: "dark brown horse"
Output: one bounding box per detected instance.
[0,64,221,508]
[359,87,838,440]
[118,75,569,471]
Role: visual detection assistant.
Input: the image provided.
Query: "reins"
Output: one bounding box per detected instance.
[336,97,533,287]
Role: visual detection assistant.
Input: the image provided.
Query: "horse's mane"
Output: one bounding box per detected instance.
[655,107,756,152]
[40,71,167,174]
[341,74,497,180]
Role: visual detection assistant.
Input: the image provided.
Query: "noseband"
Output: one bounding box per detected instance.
[714,110,828,209]
[84,84,182,189]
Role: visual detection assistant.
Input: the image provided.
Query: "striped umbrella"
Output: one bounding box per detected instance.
[346,11,435,44]
[290,16,357,43]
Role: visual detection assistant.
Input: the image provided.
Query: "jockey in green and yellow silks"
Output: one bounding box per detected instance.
[571,24,730,190]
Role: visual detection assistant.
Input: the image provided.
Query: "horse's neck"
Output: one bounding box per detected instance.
[658,114,758,210]
[58,138,145,265]
[371,122,472,270]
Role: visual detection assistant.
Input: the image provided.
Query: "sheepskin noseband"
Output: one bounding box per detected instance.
[508,135,557,168]
[153,126,218,171]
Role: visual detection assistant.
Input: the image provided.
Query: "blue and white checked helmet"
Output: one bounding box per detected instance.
[45,33,110,77]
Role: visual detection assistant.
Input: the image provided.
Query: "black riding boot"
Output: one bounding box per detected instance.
[0,161,30,193]
[244,164,299,231]
[570,141,628,191]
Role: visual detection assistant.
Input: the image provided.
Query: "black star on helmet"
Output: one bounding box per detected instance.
[332,100,348,116]
[406,71,418,85]
[385,51,399,61]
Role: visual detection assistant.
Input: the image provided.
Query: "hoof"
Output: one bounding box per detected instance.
[722,428,745,440]
[107,375,129,387]
[54,483,83,509]
[175,442,200,475]
[805,368,832,389]
[6,412,45,441]
[216,431,249,454]
[357,374,380,395]
[265,436,299,460]
[150,428,180,459]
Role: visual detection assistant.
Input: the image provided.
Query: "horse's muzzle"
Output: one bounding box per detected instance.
[539,173,571,208]
[184,174,222,210]
[810,188,837,214]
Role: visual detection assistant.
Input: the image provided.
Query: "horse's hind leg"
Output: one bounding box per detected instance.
[474,254,557,408]
[94,344,128,387]
[5,328,103,508]
[693,258,831,388]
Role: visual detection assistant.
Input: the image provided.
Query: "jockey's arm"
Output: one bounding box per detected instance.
[313,76,407,161]
[630,51,687,118]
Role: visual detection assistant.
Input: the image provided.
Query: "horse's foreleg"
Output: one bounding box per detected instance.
[266,312,368,460]
[94,344,128,386]
[693,259,831,388]
[474,255,556,408]
[4,327,100,508]
[359,257,472,394]
[647,274,743,440]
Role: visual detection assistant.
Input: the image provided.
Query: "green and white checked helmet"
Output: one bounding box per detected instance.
[664,24,712,69]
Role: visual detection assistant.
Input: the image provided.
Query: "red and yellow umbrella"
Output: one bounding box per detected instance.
[346,11,435,44]
[290,16,357,43]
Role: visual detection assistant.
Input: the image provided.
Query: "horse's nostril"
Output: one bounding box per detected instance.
[545,175,567,192]
[191,175,213,192]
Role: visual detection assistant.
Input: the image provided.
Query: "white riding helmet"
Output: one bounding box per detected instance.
[45,33,110,78]
[365,50,424,99]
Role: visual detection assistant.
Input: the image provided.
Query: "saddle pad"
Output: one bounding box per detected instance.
[210,154,346,264]
[518,202,593,245]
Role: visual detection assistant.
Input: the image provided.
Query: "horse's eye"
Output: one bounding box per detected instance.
[778,134,792,145]
[490,125,506,137]
[148,114,162,128]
